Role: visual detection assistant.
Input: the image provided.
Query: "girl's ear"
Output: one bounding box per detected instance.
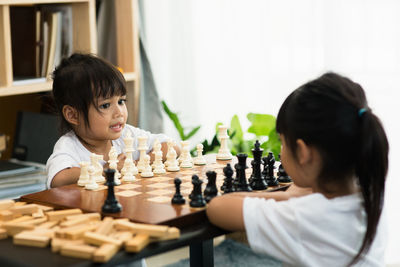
[62,105,79,125]
[296,139,312,165]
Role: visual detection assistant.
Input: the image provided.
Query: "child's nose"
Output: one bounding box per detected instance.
[114,105,124,117]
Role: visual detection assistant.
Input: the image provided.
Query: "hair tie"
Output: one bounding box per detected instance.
[358,108,367,117]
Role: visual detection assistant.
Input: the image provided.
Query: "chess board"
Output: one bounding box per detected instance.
[20,155,289,228]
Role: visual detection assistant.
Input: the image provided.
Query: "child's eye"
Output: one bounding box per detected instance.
[118,99,127,105]
[99,103,110,109]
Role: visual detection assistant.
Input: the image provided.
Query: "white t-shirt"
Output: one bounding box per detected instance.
[243,193,387,267]
[46,124,168,188]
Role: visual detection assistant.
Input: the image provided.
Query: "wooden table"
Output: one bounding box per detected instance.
[1,155,287,267]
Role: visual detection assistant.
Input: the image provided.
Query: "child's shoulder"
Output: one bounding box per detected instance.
[53,131,80,150]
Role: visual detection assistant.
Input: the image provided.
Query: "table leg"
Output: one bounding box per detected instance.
[189,239,214,267]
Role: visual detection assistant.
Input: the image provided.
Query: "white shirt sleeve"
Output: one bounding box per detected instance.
[243,197,303,265]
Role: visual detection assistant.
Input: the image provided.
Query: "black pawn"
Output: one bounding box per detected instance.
[204,171,218,203]
[189,174,200,200]
[222,163,235,194]
[265,152,279,186]
[190,177,206,208]
[277,154,292,184]
[250,140,268,190]
[171,178,185,204]
[235,153,252,192]
[102,169,122,213]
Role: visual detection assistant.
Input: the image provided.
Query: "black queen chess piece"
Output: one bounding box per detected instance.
[102,169,122,213]
[249,140,268,190]
[234,153,252,192]
[204,170,218,203]
[190,175,206,208]
[171,177,185,204]
[277,154,292,184]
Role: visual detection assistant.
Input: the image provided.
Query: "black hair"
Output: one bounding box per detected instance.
[276,72,389,265]
[52,53,127,134]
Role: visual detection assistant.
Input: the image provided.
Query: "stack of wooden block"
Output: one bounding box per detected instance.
[0,199,180,263]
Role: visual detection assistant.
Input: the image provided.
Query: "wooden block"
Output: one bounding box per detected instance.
[23,228,55,238]
[65,213,101,221]
[36,221,59,229]
[51,237,84,253]
[114,221,169,238]
[14,202,27,206]
[0,199,15,210]
[95,217,114,235]
[46,209,82,222]
[0,210,13,221]
[93,243,119,263]
[0,228,7,239]
[19,217,47,226]
[35,204,54,212]
[3,221,35,236]
[112,231,133,244]
[125,234,150,253]
[8,215,33,223]
[13,232,51,247]
[32,208,44,218]
[61,223,99,240]
[83,232,123,247]
[60,216,92,228]
[60,244,96,260]
[10,204,39,216]
[151,227,180,242]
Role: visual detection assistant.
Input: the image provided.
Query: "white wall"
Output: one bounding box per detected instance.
[142,0,400,263]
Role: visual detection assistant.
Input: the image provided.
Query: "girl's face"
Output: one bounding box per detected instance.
[79,95,128,142]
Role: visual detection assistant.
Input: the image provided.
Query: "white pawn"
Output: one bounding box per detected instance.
[77,161,90,186]
[164,139,175,167]
[216,125,232,160]
[122,152,137,182]
[166,148,180,172]
[180,140,193,168]
[85,166,99,190]
[140,155,154,177]
[137,136,148,173]
[91,153,105,183]
[194,144,206,165]
[108,146,121,186]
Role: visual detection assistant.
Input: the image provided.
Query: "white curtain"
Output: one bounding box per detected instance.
[141,0,400,264]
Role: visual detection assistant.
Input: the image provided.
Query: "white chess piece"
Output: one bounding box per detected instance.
[137,136,148,173]
[108,146,121,186]
[77,161,90,186]
[122,152,137,182]
[90,153,105,183]
[164,139,175,167]
[85,165,99,190]
[152,140,166,174]
[194,144,206,165]
[166,148,180,172]
[140,155,154,177]
[180,140,193,168]
[216,125,232,160]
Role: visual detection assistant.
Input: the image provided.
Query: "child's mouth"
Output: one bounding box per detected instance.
[110,123,123,132]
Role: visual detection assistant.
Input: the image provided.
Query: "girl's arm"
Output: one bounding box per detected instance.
[50,167,81,187]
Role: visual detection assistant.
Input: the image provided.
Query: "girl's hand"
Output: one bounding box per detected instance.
[117,153,126,171]
[285,184,313,198]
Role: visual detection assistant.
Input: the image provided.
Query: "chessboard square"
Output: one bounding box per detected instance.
[115,190,142,197]
[86,185,107,191]
[180,176,193,181]
[145,189,172,195]
[147,183,174,189]
[180,182,192,188]
[180,188,192,195]
[118,184,142,190]
[147,196,172,203]
[180,170,195,175]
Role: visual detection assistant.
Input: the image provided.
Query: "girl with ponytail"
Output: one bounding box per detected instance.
[207,72,388,266]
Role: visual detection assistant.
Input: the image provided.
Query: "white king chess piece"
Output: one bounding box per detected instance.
[180,140,193,168]
[90,153,105,182]
[136,136,148,173]
[194,144,206,165]
[108,146,121,186]
[216,125,232,160]
[77,161,90,186]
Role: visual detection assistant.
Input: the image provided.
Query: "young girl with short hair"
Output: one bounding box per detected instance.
[207,72,388,266]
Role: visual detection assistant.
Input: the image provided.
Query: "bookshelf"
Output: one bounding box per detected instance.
[0,0,140,160]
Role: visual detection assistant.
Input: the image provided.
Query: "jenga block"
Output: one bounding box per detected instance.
[24,228,55,238]
[60,216,93,228]
[125,234,150,253]
[0,228,7,239]
[13,232,51,247]
[65,213,101,221]
[152,227,180,242]
[61,223,99,240]
[51,237,84,253]
[112,231,133,245]
[83,232,123,247]
[35,204,54,212]
[0,199,15,210]
[93,243,119,263]
[60,244,96,260]
[37,221,59,229]
[19,217,48,226]
[32,208,45,218]
[10,204,39,216]
[3,222,35,236]
[14,202,27,206]
[95,217,114,235]
[114,221,169,238]
[8,215,33,223]
[46,209,82,222]
[0,210,13,221]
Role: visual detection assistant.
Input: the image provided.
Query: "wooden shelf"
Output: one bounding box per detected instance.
[0,81,52,96]
[0,0,88,5]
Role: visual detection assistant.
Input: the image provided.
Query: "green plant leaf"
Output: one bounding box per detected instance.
[161,100,185,139]
[262,128,281,159]
[247,113,276,136]
[184,126,201,140]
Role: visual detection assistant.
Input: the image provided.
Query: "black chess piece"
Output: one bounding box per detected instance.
[277,154,292,184]
[189,174,200,200]
[249,140,268,190]
[190,176,206,208]
[102,169,122,213]
[222,163,235,194]
[265,152,279,186]
[234,153,252,192]
[248,160,255,184]
[171,177,185,204]
[204,171,218,203]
